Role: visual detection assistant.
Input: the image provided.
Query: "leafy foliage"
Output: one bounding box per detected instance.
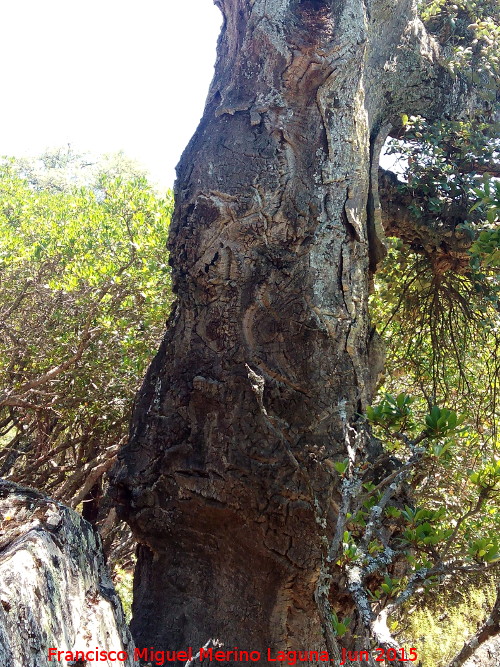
[331,612,351,638]
[363,395,500,570]
[11,145,150,193]
[328,391,499,660]
[420,0,499,91]
[365,0,500,653]
[0,156,172,528]
[377,108,499,428]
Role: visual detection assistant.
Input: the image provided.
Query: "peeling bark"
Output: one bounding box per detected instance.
[0,480,133,667]
[111,0,470,661]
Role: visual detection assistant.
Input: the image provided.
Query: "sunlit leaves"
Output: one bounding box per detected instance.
[331,612,351,638]
[365,393,415,430]
[468,459,500,489]
[363,392,499,585]
[468,537,500,562]
[333,458,350,475]
[0,156,173,511]
[424,405,464,438]
[420,0,499,90]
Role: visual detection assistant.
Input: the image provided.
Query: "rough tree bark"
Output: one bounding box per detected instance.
[112,0,469,662]
[0,480,134,667]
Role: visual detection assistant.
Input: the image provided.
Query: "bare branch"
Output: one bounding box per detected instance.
[0,279,34,320]
[58,448,119,507]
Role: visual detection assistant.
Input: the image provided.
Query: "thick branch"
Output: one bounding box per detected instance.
[378,167,472,274]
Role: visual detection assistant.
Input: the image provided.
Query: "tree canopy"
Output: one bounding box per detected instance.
[0,152,172,547]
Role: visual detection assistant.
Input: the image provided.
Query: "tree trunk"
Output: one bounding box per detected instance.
[112,0,468,662]
[0,480,134,667]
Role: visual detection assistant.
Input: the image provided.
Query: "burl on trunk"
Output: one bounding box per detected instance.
[112,0,466,661]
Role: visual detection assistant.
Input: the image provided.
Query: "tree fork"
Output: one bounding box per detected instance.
[112,0,468,662]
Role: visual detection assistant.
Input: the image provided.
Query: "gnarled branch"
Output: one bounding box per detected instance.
[378,167,472,275]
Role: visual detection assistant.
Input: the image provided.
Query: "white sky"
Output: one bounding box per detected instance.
[0,0,222,189]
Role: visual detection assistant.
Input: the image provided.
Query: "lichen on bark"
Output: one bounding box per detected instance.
[0,480,134,667]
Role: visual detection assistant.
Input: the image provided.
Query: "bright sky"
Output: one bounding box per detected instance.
[0,0,222,189]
